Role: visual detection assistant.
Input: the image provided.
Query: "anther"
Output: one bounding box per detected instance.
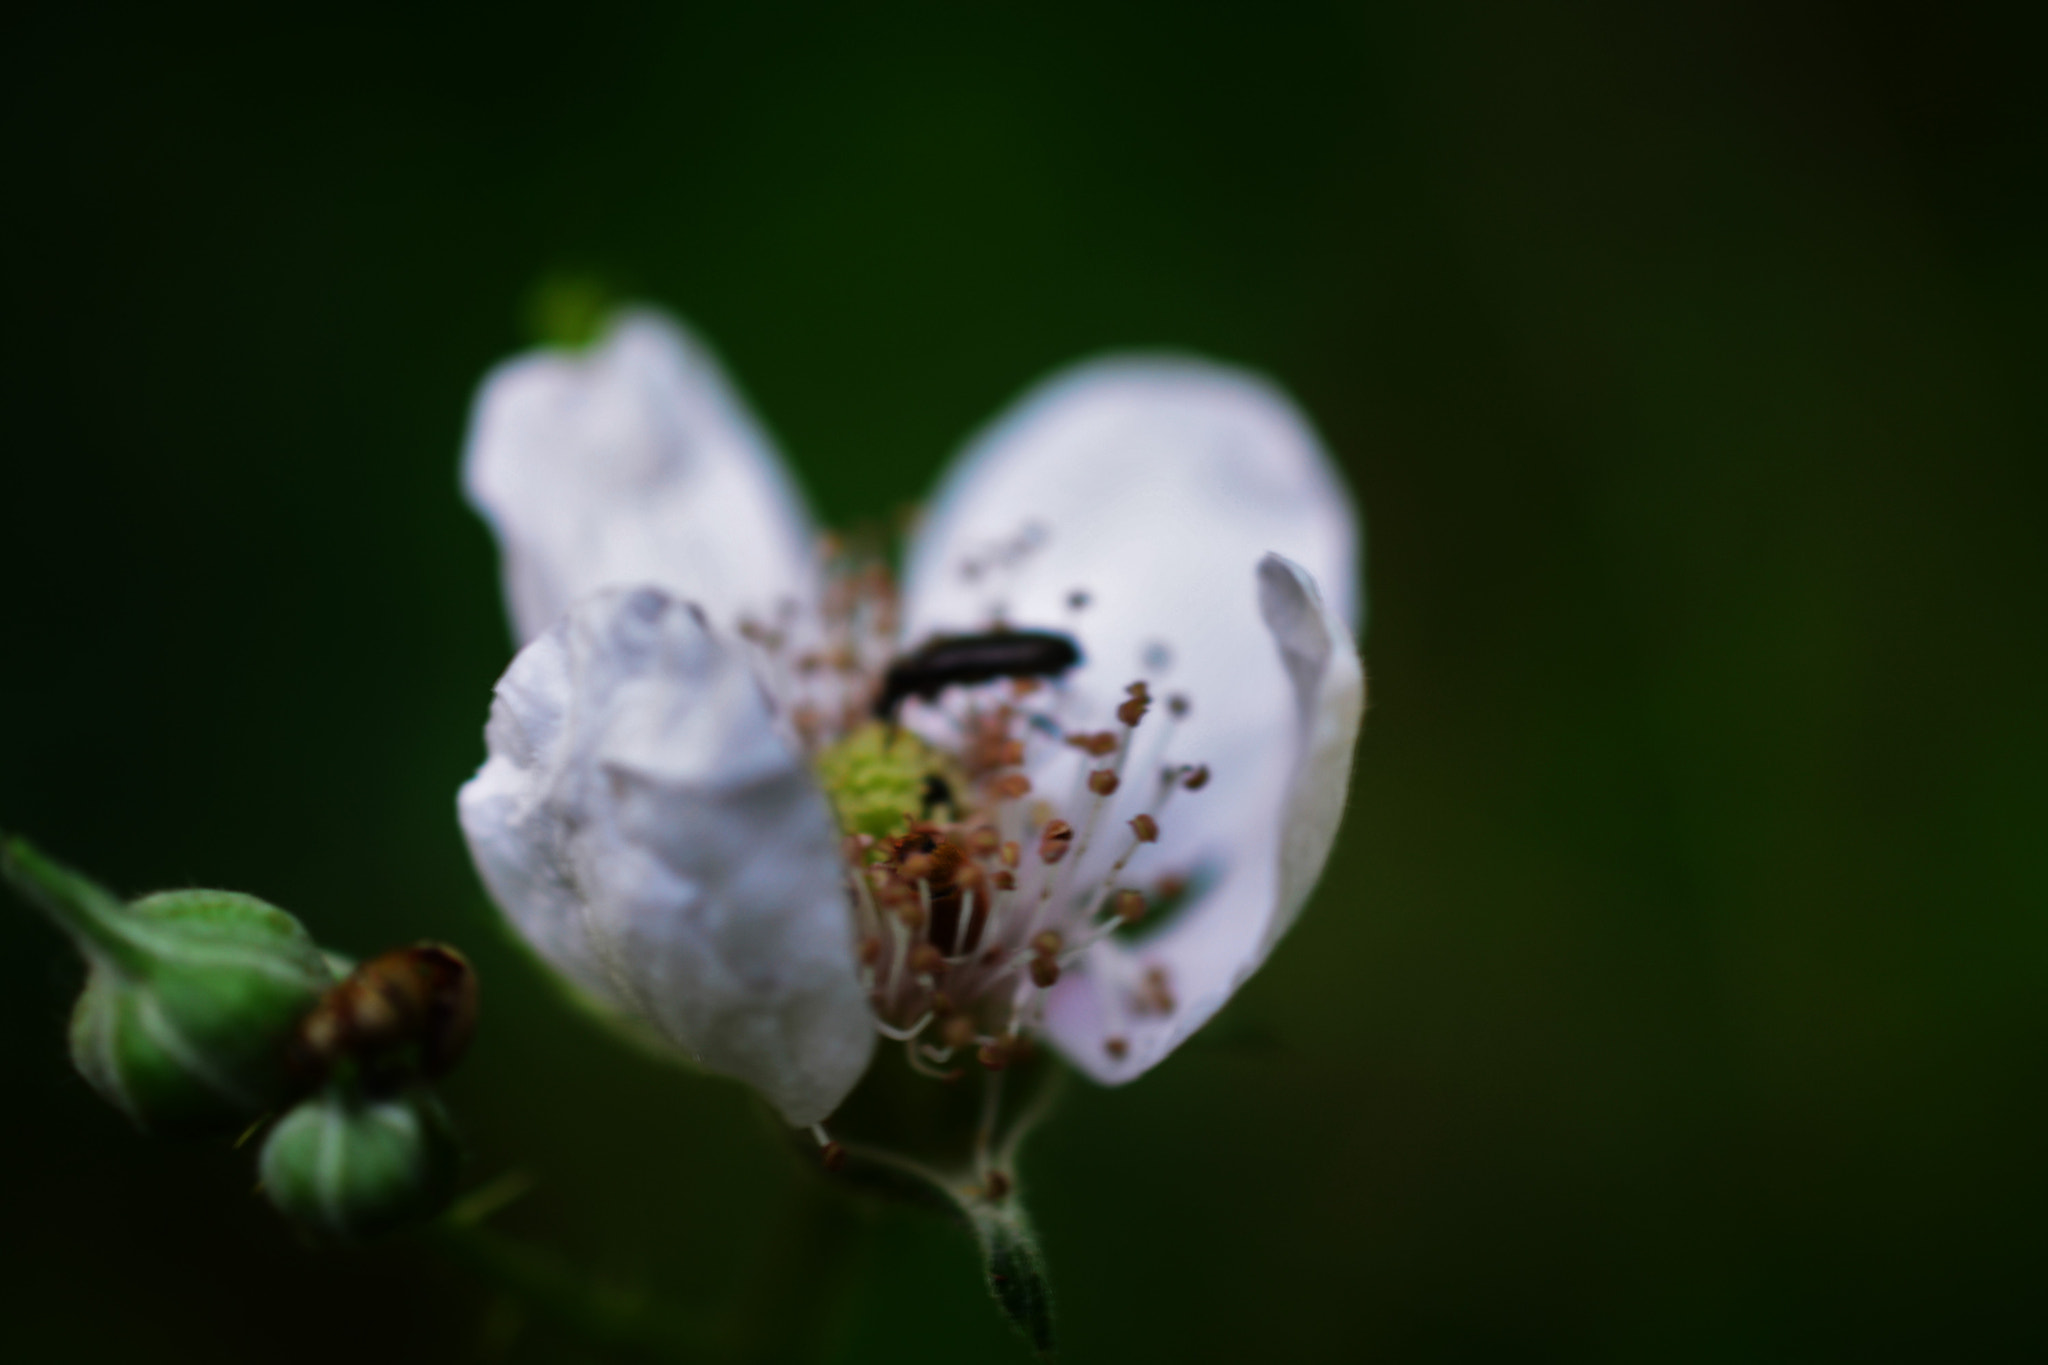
[859,936,885,967]
[1067,590,1090,610]
[1038,821,1075,864]
[978,1041,1012,1071]
[1066,730,1118,757]
[941,1015,976,1049]
[1104,1036,1129,1060]
[999,842,1021,870]
[1029,957,1061,989]
[968,826,1001,858]
[1168,694,1190,719]
[984,1169,1013,1201]
[1115,889,1146,923]
[1032,930,1064,957]
[1182,764,1211,791]
[910,943,947,978]
[1129,814,1160,843]
[990,773,1032,800]
[821,1141,847,1172]
[1141,965,1176,1014]
[1116,693,1150,727]
[992,870,1017,891]
[1088,769,1120,796]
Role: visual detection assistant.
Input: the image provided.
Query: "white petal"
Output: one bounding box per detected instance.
[456,586,873,1126]
[462,309,818,645]
[899,359,1362,1083]
[1046,557,1363,1082]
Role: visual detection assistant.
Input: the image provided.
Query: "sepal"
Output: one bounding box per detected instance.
[2,837,335,1134]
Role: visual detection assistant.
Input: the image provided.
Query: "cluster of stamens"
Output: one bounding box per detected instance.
[738,541,1216,1084]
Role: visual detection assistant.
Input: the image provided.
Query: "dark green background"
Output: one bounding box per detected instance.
[3,3,2041,1360]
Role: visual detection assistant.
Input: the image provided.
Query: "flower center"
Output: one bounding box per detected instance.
[744,541,1212,1078]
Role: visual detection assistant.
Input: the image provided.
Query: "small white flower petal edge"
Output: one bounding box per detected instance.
[458,310,1366,1122]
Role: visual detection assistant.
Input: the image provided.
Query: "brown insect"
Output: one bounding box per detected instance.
[292,942,478,1090]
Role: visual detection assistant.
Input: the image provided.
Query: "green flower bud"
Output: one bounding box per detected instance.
[2,836,335,1134]
[259,1084,460,1240]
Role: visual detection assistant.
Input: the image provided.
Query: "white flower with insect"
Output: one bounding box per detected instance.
[456,310,1365,1130]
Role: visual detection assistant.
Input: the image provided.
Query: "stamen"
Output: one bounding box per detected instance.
[990,772,1032,800]
[873,1010,933,1042]
[1070,819,1165,929]
[1116,681,1151,728]
[904,1035,961,1080]
[910,942,946,980]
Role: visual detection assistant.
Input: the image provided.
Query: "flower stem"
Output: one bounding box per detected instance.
[0,836,151,973]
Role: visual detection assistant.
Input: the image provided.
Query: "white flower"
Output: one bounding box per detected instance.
[457,310,1365,1127]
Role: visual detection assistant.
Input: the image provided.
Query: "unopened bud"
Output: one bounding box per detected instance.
[259,1083,460,1240]
[3,838,334,1135]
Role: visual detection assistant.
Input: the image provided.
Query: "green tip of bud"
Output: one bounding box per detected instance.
[4,838,336,1135]
[522,271,619,351]
[259,1084,460,1241]
[815,722,963,840]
